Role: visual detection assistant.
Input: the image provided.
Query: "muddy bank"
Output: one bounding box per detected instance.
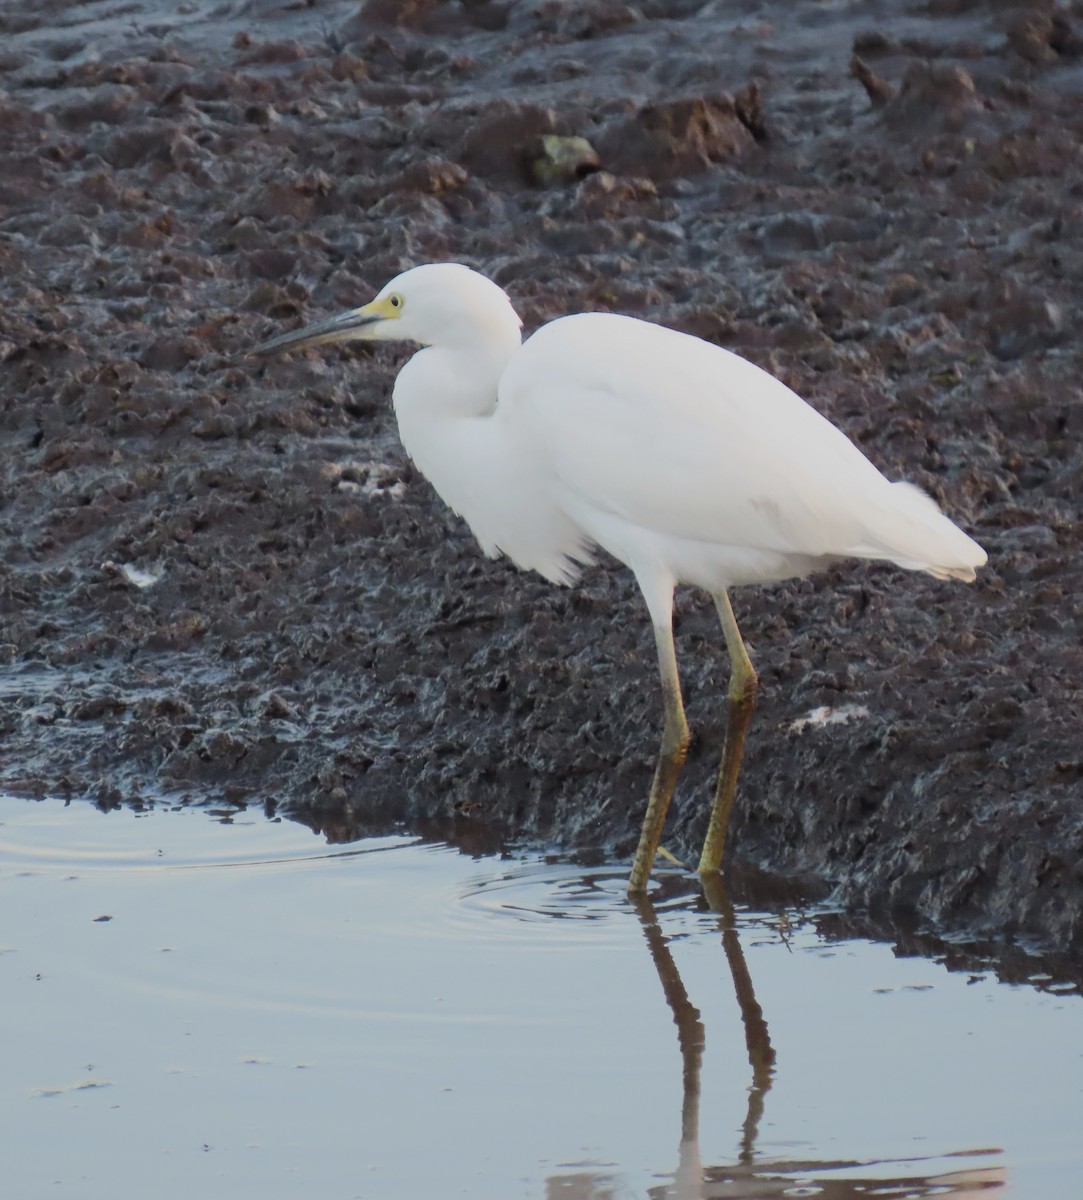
[1,0,1081,953]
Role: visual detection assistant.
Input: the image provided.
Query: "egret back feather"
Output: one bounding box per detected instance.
[499,312,985,588]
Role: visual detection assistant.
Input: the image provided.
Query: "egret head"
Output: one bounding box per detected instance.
[252,263,522,358]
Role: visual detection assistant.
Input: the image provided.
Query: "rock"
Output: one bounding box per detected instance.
[601,95,756,179]
[525,135,601,185]
[851,53,894,107]
[883,62,988,133]
[1004,10,1083,64]
[139,337,203,372]
[573,171,666,220]
[985,294,1065,361]
[455,101,558,180]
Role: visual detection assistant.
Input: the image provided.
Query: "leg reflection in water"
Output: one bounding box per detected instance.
[633,876,776,1199]
[700,873,776,1167]
[630,880,1006,1200]
[548,875,1007,1200]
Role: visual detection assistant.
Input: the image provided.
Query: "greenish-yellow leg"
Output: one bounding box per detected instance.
[698,590,759,875]
[628,620,690,894]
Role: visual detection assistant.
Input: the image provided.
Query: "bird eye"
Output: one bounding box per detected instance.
[388,294,404,310]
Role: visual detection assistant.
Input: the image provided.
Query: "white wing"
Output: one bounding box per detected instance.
[499,313,984,579]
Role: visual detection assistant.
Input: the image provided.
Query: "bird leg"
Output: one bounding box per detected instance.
[698,590,758,875]
[628,619,690,894]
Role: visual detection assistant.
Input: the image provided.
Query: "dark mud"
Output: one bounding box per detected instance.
[1,0,1082,953]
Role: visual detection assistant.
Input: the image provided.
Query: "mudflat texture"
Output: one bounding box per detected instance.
[1,0,1081,950]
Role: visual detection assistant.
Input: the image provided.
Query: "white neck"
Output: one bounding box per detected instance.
[388,327,586,584]
[391,336,519,519]
[393,336,517,425]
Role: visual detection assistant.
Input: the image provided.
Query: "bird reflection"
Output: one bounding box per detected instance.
[632,877,775,1199]
[632,892,707,1197]
[547,875,1006,1200]
[699,873,776,1168]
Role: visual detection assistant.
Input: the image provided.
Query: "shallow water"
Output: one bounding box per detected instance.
[2,799,1080,1198]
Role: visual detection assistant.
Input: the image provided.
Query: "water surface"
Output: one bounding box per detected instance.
[2,798,1080,1198]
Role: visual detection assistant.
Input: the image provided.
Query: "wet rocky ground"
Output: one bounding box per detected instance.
[1,0,1081,955]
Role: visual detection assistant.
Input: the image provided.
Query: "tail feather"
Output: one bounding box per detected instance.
[847,482,986,582]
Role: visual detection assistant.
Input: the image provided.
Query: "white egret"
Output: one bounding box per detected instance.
[254,263,986,893]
